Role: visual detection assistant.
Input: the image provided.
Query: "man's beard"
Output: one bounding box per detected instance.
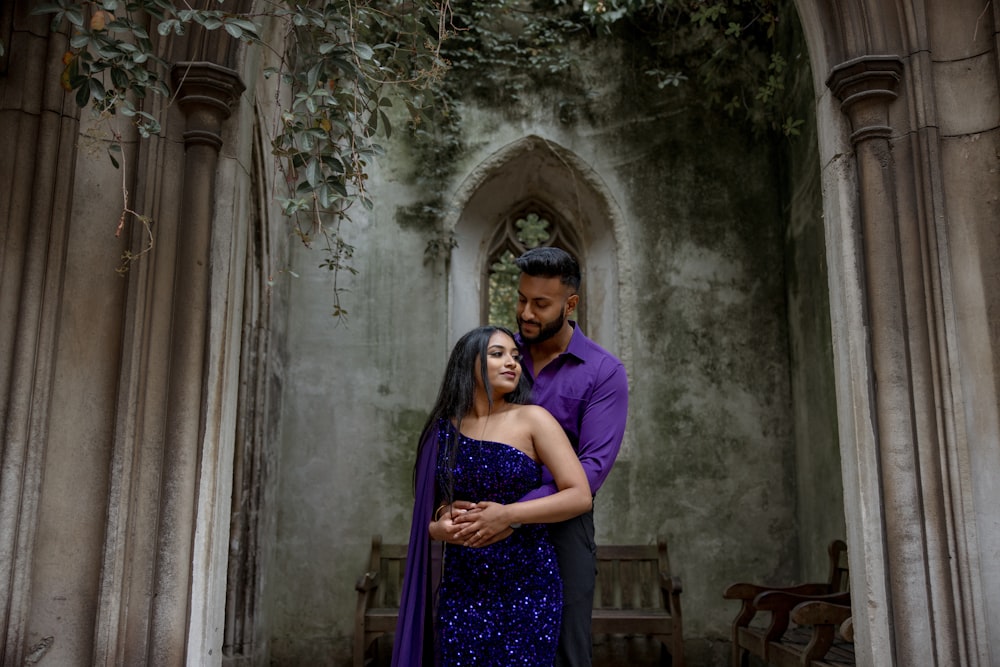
[518,310,565,345]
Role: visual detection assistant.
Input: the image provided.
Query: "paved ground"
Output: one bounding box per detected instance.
[366,636,673,666]
[592,636,673,666]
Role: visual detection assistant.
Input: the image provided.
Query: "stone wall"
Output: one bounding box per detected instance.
[267,13,838,665]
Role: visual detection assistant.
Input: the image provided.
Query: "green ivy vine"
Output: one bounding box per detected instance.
[33,0,448,320]
[27,0,804,318]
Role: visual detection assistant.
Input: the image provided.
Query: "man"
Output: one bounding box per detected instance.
[453,246,630,666]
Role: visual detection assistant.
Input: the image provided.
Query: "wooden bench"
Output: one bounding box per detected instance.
[354,534,685,667]
[722,539,853,667]
[592,538,686,666]
[353,536,410,667]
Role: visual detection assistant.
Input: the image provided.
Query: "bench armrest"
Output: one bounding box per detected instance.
[840,615,854,642]
[751,591,850,642]
[754,590,850,612]
[659,571,683,596]
[791,599,853,626]
[723,581,833,601]
[723,581,833,630]
[658,572,684,629]
[789,599,853,661]
[355,570,380,594]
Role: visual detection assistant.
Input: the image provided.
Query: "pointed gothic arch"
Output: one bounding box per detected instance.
[445,135,635,372]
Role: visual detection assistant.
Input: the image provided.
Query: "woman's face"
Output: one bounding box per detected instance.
[477,331,522,397]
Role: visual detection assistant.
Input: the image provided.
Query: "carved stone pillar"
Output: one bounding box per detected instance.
[147,62,244,665]
[0,8,80,664]
[828,54,965,666]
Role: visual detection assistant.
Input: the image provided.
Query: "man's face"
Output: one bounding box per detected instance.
[516,274,578,345]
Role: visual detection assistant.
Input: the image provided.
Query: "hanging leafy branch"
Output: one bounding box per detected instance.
[32,0,802,317]
[34,0,449,320]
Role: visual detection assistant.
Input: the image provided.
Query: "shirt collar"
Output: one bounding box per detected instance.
[515,321,587,363]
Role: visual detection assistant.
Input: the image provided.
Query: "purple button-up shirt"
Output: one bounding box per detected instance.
[517,322,629,500]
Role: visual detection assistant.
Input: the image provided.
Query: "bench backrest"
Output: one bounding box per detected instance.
[361,535,672,611]
[594,540,670,611]
[826,539,849,593]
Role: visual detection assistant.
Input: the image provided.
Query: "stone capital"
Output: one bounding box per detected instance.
[171,61,246,149]
[826,55,904,143]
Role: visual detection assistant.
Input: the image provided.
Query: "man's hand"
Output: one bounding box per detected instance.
[452,501,516,547]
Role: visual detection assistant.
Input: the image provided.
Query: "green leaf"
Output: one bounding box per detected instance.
[64,5,84,26]
[89,78,107,101]
[110,67,129,89]
[75,82,90,107]
[30,2,63,16]
[305,157,320,185]
[224,22,243,39]
[229,18,259,35]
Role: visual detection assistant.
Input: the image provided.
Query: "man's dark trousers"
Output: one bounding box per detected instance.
[551,510,596,667]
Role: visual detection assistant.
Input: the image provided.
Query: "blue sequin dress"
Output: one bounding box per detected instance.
[434,425,563,667]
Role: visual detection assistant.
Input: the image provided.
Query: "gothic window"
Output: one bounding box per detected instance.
[484,202,584,331]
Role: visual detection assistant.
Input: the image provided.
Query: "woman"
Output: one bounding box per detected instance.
[392,325,592,667]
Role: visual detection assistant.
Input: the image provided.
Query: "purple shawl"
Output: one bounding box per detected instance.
[391,425,440,666]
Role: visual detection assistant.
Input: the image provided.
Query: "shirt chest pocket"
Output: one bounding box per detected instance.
[549,391,587,444]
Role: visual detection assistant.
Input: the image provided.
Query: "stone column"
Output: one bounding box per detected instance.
[828,54,967,666]
[146,62,244,666]
[0,8,81,663]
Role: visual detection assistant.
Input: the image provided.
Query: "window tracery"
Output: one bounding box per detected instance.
[484,201,584,330]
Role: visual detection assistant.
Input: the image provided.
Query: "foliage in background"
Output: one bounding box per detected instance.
[34,0,804,317]
[401,0,805,246]
[35,0,448,319]
[586,0,805,136]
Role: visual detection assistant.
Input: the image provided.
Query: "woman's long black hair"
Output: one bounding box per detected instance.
[413,325,532,498]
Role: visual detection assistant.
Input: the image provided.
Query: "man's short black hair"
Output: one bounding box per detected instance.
[515,247,581,292]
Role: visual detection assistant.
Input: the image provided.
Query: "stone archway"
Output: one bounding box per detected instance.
[792,1,1000,664]
[446,134,636,375]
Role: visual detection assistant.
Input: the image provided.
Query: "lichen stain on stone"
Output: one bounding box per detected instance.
[24,636,54,664]
[378,407,429,525]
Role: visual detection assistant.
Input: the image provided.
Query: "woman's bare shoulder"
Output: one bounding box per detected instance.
[511,403,558,425]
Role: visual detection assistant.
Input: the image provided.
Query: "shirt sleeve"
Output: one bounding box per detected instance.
[520,359,629,501]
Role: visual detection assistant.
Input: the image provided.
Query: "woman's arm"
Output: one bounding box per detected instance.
[454,406,591,545]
